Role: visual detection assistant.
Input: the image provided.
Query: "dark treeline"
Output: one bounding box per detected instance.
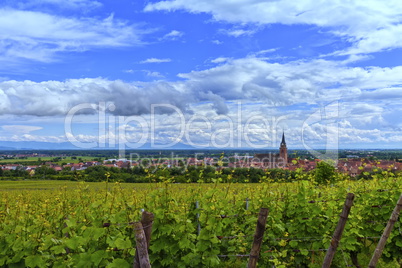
[0,165,291,183]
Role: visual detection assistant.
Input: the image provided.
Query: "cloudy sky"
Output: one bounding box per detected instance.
[0,0,402,149]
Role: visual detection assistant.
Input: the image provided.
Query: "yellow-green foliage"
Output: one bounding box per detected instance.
[1,173,402,267]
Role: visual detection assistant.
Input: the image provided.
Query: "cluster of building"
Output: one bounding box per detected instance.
[0,153,47,159]
[336,159,401,177]
[0,158,137,173]
[251,133,402,176]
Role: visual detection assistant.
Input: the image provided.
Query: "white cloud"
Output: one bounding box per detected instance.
[339,24,402,55]
[2,125,42,134]
[140,58,172,64]
[0,78,193,116]
[162,30,184,40]
[210,57,230,63]
[144,70,164,78]
[0,98,399,147]
[212,40,223,45]
[145,0,402,55]
[256,48,278,55]
[223,28,257,37]
[350,103,383,115]
[5,134,66,142]
[0,9,143,63]
[1,57,401,118]
[123,69,165,78]
[361,87,402,100]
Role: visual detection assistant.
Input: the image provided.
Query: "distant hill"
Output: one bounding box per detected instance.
[0,141,77,150]
[0,141,197,150]
[0,146,16,150]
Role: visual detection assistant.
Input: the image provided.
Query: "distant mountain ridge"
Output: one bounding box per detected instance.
[0,141,197,150]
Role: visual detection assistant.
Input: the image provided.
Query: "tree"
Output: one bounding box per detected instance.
[314,161,336,184]
[34,166,57,178]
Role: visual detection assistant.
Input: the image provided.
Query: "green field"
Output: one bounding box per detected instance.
[1,178,402,267]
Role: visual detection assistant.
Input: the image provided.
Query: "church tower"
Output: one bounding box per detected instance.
[279,132,288,165]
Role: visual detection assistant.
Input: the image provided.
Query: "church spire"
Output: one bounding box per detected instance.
[281,132,286,146]
[279,131,288,165]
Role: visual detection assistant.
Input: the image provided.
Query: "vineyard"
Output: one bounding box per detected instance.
[1,171,402,267]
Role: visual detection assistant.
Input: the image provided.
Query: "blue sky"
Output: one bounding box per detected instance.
[0,0,402,149]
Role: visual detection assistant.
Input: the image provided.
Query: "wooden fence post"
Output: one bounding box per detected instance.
[368,193,402,268]
[322,193,355,268]
[134,211,154,268]
[195,201,201,235]
[133,222,151,268]
[248,207,269,268]
[64,219,70,254]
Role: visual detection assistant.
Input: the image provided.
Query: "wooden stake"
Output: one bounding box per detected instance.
[322,193,355,268]
[134,211,154,268]
[64,218,70,254]
[195,201,201,235]
[248,208,269,268]
[133,222,151,268]
[350,251,362,268]
[368,193,402,268]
